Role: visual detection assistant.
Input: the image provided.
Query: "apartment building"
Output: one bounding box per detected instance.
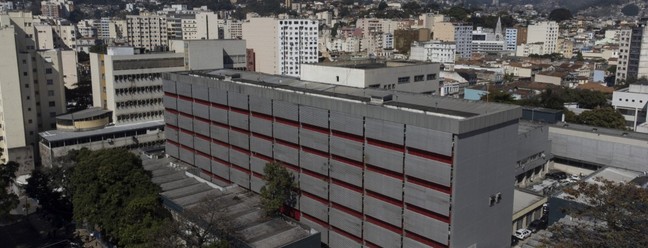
[242,17,318,77]
[90,40,246,124]
[300,61,442,94]
[163,69,521,248]
[526,21,559,55]
[432,22,473,59]
[616,21,648,84]
[126,14,168,51]
[0,12,67,170]
[505,28,517,51]
[612,84,648,131]
[409,41,456,65]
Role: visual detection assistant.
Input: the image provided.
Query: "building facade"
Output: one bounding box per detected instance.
[616,22,648,84]
[242,18,318,77]
[526,21,559,55]
[126,14,169,51]
[409,41,456,65]
[163,69,521,248]
[0,12,67,170]
[612,84,648,131]
[505,28,517,52]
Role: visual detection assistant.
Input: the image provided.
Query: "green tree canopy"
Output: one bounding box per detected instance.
[548,8,573,22]
[378,1,388,11]
[25,166,73,219]
[544,178,648,247]
[480,89,516,104]
[445,6,470,22]
[260,162,297,217]
[0,161,19,218]
[70,149,170,247]
[572,108,627,130]
[621,4,640,16]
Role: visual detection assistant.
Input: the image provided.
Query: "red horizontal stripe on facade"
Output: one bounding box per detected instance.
[178,111,193,119]
[274,139,299,150]
[331,202,362,218]
[302,213,329,228]
[196,133,210,141]
[177,95,192,101]
[275,117,300,127]
[211,156,229,167]
[278,161,299,172]
[211,121,229,129]
[250,111,273,121]
[230,163,250,174]
[365,215,402,234]
[229,107,249,115]
[164,92,178,98]
[166,139,179,146]
[196,150,210,159]
[331,178,362,193]
[252,172,264,179]
[211,102,228,110]
[193,98,210,106]
[366,190,403,207]
[407,147,453,165]
[302,146,329,158]
[406,203,450,223]
[165,108,179,114]
[331,155,363,168]
[301,168,328,181]
[301,191,328,205]
[230,126,250,135]
[250,132,273,142]
[180,128,192,135]
[364,240,380,248]
[406,176,452,195]
[366,138,405,152]
[252,153,272,162]
[301,123,329,134]
[405,231,448,248]
[331,227,362,243]
[211,138,229,148]
[194,115,210,124]
[166,124,179,130]
[331,130,364,143]
[365,164,403,180]
[201,169,231,184]
[231,146,251,156]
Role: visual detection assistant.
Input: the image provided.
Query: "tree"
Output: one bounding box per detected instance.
[573,108,627,130]
[25,166,73,219]
[445,6,469,22]
[377,0,387,11]
[260,162,297,217]
[575,51,584,61]
[481,89,516,104]
[0,162,19,218]
[154,195,239,248]
[548,8,573,22]
[621,4,640,16]
[70,149,170,247]
[543,178,648,247]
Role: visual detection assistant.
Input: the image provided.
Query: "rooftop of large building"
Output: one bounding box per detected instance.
[40,119,164,143]
[308,60,436,70]
[167,69,521,134]
[551,122,648,142]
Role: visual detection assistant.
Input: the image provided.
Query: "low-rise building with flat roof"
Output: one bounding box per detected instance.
[299,60,442,94]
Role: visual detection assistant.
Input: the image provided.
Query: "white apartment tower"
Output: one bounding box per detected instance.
[505,28,518,52]
[242,18,318,77]
[409,41,456,65]
[0,12,67,170]
[126,14,168,51]
[527,21,559,55]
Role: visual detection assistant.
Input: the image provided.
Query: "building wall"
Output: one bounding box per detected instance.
[527,22,558,55]
[549,126,648,172]
[0,26,28,159]
[127,15,168,51]
[163,73,520,248]
[534,74,562,85]
[242,18,277,75]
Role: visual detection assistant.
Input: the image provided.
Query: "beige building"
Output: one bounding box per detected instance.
[126,14,168,51]
[0,12,67,171]
[432,22,473,59]
[527,21,559,55]
[242,17,319,77]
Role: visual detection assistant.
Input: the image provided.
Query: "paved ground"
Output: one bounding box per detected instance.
[0,217,46,248]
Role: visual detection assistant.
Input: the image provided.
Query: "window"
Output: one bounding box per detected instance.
[45,68,52,74]
[28,119,32,124]
[25,84,29,88]
[48,101,55,107]
[47,79,53,85]
[398,76,410,84]
[47,90,54,96]
[427,73,437,80]
[50,112,56,117]
[336,76,339,82]
[414,75,424,82]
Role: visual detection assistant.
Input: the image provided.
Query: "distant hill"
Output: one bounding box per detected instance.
[467,0,629,12]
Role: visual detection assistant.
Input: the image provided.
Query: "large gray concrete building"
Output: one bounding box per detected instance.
[162,69,521,247]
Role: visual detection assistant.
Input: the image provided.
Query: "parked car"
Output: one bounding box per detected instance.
[514,228,532,240]
[570,175,581,181]
[528,219,548,233]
